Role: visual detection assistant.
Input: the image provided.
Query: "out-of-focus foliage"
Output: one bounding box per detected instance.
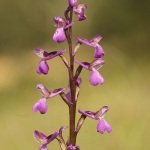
[0,0,150,150]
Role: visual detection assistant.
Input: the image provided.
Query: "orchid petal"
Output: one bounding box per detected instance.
[97,119,112,134]
[78,109,96,119]
[89,69,104,86]
[32,98,48,114]
[53,27,66,43]
[37,61,49,75]
[94,45,104,58]
[50,88,66,98]
[75,60,90,70]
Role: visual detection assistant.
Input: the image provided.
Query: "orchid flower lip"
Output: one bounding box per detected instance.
[89,69,104,86]
[97,118,112,134]
[37,61,49,75]
[53,27,66,43]
[32,97,48,114]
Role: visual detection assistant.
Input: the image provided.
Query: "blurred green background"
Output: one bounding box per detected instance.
[0,0,150,149]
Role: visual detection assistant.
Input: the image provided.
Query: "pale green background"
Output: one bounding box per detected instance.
[0,0,150,150]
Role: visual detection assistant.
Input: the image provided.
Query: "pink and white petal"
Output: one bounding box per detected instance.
[97,119,105,134]
[32,98,48,114]
[90,58,105,70]
[33,130,48,144]
[97,119,112,134]
[36,84,50,98]
[89,69,104,86]
[90,35,102,44]
[53,28,66,43]
[94,106,109,119]
[104,119,112,133]
[34,49,49,58]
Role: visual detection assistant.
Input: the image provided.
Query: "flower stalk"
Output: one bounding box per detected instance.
[65,7,77,146]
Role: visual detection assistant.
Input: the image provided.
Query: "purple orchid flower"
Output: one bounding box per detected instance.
[68,0,78,7]
[75,58,105,86]
[32,84,66,114]
[33,126,68,150]
[34,49,65,75]
[67,144,80,150]
[76,35,104,58]
[78,106,112,134]
[73,4,87,21]
[53,16,74,43]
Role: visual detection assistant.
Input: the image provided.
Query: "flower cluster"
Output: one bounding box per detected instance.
[32,0,112,149]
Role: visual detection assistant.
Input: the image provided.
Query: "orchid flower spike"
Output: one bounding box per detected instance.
[75,58,105,86]
[76,35,104,58]
[78,106,112,134]
[32,84,66,114]
[34,49,65,75]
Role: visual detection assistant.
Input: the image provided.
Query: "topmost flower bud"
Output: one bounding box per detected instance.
[68,0,78,7]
